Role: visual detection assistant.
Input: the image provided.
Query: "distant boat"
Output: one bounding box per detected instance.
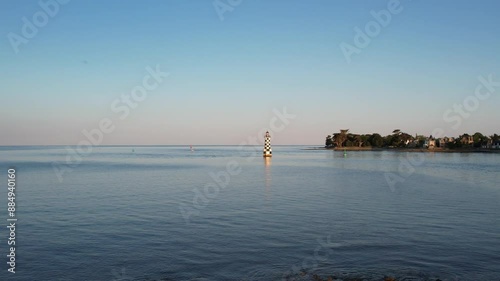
[190,145,194,152]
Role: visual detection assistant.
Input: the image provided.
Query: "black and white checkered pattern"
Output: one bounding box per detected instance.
[263,133,272,157]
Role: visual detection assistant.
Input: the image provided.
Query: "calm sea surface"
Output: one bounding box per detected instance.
[0,146,499,281]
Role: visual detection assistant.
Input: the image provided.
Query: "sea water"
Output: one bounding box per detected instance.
[0,146,499,281]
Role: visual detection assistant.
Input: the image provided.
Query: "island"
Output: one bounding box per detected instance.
[324,129,500,152]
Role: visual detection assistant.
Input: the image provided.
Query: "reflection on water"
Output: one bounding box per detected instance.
[264,157,272,198]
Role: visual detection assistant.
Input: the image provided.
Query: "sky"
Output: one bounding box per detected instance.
[0,0,499,145]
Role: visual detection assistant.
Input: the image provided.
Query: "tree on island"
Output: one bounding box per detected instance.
[354,135,364,147]
[325,129,500,150]
[368,133,383,147]
[400,132,414,146]
[490,134,500,147]
[473,132,486,148]
[325,135,333,147]
[332,129,349,147]
[389,129,401,147]
[359,134,370,147]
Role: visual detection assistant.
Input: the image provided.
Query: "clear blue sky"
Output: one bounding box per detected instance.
[1,0,499,145]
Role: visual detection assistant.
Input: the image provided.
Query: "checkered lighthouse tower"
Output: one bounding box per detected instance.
[263,131,272,157]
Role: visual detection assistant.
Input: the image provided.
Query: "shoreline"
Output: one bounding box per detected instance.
[305,147,500,153]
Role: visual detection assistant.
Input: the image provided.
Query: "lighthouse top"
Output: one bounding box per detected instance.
[265,131,271,138]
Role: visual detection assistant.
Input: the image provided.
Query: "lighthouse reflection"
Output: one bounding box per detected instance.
[264,157,272,197]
